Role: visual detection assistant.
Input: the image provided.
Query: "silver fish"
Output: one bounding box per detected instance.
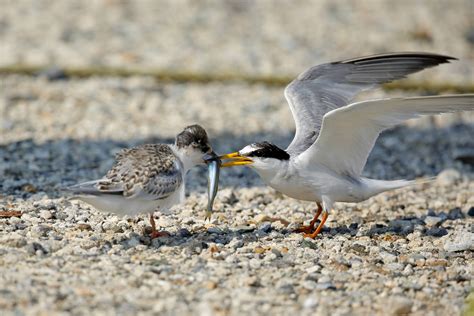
[205,155,221,220]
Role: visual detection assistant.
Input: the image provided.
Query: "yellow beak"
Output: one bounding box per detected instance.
[219,152,253,167]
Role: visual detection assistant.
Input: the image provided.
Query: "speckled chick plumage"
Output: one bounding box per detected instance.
[65,124,212,217]
[100,144,183,200]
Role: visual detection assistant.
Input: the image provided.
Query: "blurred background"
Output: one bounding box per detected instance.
[2,0,473,80]
[1,1,474,315]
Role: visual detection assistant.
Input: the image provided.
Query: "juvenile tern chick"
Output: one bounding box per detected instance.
[66,124,213,238]
[218,52,474,238]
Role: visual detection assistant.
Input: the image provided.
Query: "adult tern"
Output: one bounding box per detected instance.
[218,53,474,238]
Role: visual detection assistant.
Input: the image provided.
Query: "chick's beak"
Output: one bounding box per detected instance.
[219,152,253,167]
[202,151,219,164]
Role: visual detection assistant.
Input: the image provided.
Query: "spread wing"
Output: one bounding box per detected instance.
[66,144,183,201]
[284,53,456,155]
[298,95,474,177]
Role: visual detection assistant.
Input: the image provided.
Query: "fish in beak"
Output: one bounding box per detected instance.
[219,152,253,167]
[202,151,221,220]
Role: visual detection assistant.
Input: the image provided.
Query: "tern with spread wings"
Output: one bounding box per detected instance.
[216,53,474,238]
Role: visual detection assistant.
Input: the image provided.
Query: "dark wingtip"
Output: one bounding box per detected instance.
[340,52,458,65]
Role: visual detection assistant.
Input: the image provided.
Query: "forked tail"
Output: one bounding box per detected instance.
[362,177,434,199]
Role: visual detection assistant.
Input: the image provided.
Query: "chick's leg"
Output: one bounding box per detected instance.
[149,214,170,238]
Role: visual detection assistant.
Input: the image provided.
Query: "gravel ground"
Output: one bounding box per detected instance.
[0,75,473,315]
[1,0,473,83]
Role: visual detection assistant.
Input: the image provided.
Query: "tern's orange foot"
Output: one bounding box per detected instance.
[150,230,170,239]
[296,224,316,234]
[303,230,322,239]
[296,203,323,234]
[302,211,329,239]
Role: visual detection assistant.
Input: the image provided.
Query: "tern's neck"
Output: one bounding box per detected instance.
[170,145,200,171]
[252,158,291,184]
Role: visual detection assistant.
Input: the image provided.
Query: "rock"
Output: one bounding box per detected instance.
[303,297,318,309]
[443,231,474,252]
[367,224,389,236]
[249,258,261,269]
[425,227,448,237]
[315,282,335,290]
[207,227,223,234]
[102,221,122,233]
[423,216,442,227]
[126,236,141,248]
[228,238,244,249]
[468,207,474,217]
[233,225,255,233]
[387,296,413,315]
[77,223,92,231]
[402,264,413,276]
[177,228,192,238]
[305,265,321,275]
[388,220,414,235]
[26,242,48,255]
[254,246,267,254]
[270,248,282,258]
[380,251,397,264]
[39,210,53,220]
[436,169,461,186]
[302,280,317,290]
[349,223,358,230]
[350,244,368,255]
[244,276,260,287]
[31,224,52,237]
[447,207,464,220]
[258,222,272,233]
[385,263,404,271]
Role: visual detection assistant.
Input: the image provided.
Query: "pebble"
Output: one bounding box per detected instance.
[423,216,442,227]
[425,227,448,237]
[177,228,192,238]
[468,207,474,217]
[436,169,461,186]
[447,207,464,220]
[39,210,53,220]
[443,231,474,252]
[26,242,48,255]
[387,296,413,315]
[258,222,272,233]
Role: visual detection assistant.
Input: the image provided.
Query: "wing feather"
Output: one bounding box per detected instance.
[285,53,455,155]
[298,95,474,176]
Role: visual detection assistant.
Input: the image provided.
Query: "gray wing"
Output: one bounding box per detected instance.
[66,144,183,200]
[284,52,456,156]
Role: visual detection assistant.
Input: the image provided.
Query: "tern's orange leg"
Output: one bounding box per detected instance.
[149,214,170,239]
[303,211,328,239]
[296,203,322,234]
